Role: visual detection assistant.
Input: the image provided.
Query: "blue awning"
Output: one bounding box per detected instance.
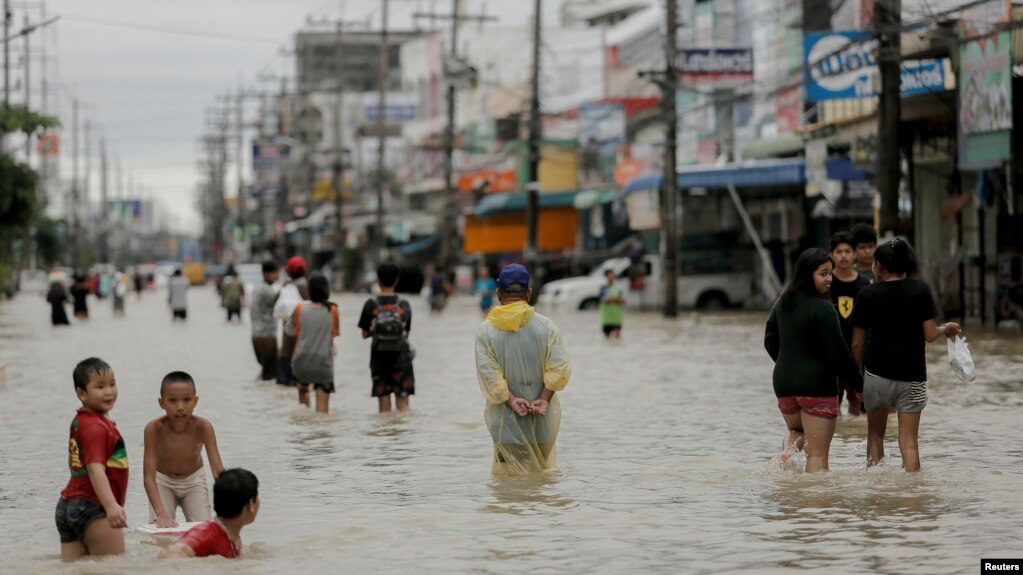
[471,189,582,218]
[400,234,440,256]
[621,157,866,196]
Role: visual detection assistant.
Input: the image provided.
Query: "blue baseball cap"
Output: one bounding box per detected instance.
[497,264,530,292]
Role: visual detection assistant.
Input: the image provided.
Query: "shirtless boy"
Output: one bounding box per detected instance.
[143,371,224,528]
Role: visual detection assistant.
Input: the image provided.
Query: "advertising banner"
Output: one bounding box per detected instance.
[804,30,946,102]
[958,0,1013,169]
[364,103,417,123]
[677,48,754,88]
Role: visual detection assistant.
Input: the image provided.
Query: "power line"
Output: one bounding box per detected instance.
[57,13,283,44]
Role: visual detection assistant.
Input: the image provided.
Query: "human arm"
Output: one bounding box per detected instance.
[764,305,780,362]
[158,541,197,559]
[851,327,866,373]
[541,321,571,393]
[86,463,127,528]
[358,300,375,340]
[143,422,177,528]
[820,304,863,393]
[201,420,224,478]
[923,320,961,343]
[474,326,511,405]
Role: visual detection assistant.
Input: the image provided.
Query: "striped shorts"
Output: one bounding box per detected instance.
[863,371,928,413]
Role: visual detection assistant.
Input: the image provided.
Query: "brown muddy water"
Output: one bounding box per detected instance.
[0,287,1021,574]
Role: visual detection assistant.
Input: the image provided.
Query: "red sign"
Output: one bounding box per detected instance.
[37,132,60,156]
[458,169,518,194]
[776,87,802,134]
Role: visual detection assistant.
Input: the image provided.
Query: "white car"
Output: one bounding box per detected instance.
[537,255,752,311]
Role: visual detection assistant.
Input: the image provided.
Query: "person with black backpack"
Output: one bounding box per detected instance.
[358,263,415,413]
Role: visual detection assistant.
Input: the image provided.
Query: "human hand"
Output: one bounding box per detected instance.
[530,399,548,416]
[105,504,127,529]
[944,322,962,338]
[154,514,178,529]
[506,396,530,417]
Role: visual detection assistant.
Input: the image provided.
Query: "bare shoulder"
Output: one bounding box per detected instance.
[192,416,217,434]
[145,417,168,436]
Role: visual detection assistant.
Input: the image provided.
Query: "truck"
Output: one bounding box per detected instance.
[536,254,754,311]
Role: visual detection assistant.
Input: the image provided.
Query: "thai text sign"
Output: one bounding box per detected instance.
[804,31,945,101]
[677,48,754,87]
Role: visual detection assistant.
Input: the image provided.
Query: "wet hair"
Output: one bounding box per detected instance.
[173,269,182,276]
[262,260,279,275]
[73,357,112,391]
[213,468,259,519]
[850,223,878,248]
[873,237,919,277]
[830,231,854,252]
[780,248,834,311]
[308,273,330,304]
[161,371,196,395]
[377,262,400,287]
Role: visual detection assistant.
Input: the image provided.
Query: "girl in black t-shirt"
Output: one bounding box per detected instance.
[850,238,961,472]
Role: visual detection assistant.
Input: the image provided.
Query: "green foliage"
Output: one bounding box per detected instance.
[33,216,66,267]
[0,154,38,241]
[0,103,59,134]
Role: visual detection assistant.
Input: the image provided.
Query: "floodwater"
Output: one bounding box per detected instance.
[0,286,1021,574]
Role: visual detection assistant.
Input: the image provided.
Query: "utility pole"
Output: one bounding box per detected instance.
[418,4,493,269]
[526,0,542,283]
[876,0,901,234]
[662,0,679,318]
[83,119,91,228]
[236,85,247,261]
[439,0,461,270]
[332,19,346,291]
[375,0,389,263]
[99,136,109,262]
[3,0,10,106]
[70,97,79,270]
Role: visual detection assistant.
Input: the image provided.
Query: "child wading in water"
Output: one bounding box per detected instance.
[144,371,224,528]
[158,468,260,559]
[55,358,129,560]
[359,263,415,413]
[599,269,624,338]
[286,273,340,413]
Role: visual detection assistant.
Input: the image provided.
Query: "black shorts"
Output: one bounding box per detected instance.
[172,309,187,320]
[55,498,106,544]
[371,352,415,397]
[295,378,336,394]
[602,324,622,336]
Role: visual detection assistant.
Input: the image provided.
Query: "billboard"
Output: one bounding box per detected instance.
[677,48,754,88]
[364,103,417,123]
[804,30,946,102]
[958,0,1013,169]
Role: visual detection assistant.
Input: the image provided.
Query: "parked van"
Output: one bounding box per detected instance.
[536,254,753,311]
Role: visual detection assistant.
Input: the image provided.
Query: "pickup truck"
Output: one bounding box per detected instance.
[536,255,753,311]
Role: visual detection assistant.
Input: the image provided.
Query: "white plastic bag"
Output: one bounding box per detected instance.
[947,335,976,383]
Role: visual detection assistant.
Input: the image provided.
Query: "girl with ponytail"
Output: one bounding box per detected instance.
[850,237,961,472]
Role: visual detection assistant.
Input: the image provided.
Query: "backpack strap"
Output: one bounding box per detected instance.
[330,305,339,338]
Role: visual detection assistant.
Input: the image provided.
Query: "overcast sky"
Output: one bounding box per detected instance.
[26,1,563,235]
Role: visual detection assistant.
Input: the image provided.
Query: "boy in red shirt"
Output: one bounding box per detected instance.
[158,468,260,559]
[55,357,129,560]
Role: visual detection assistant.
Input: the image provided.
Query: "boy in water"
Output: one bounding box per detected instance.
[144,371,224,528]
[55,357,129,560]
[359,262,415,413]
[158,468,260,559]
[850,223,877,283]
[168,269,190,321]
[599,269,624,338]
[250,261,281,381]
[830,232,870,415]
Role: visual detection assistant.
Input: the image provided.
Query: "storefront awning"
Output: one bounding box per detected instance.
[572,188,617,209]
[622,158,807,197]
[471,189,581,218]
[400,234,441,255]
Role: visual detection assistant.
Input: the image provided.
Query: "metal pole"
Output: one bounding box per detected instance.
[83,119,91,232]
[876,0,901,234]
[70,98,79,270]
[99,136,108,262]
[376,0,389,263]
[3,0,10,106]
[662,0,679,317]
[440,0,460,269]
[24,14,34,269]
[332,21,346,291]
[526,0,542,280]
[236,86,246,260]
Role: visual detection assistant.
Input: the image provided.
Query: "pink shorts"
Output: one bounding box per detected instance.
[777,396,840,419]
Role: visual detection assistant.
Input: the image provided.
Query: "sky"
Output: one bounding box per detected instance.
[23,0,563,235]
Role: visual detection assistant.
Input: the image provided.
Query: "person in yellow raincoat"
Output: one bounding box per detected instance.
[475,264,571,474]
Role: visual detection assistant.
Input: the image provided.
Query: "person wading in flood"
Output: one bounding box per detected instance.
[764,248,861,472]
[474,264,571,474]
